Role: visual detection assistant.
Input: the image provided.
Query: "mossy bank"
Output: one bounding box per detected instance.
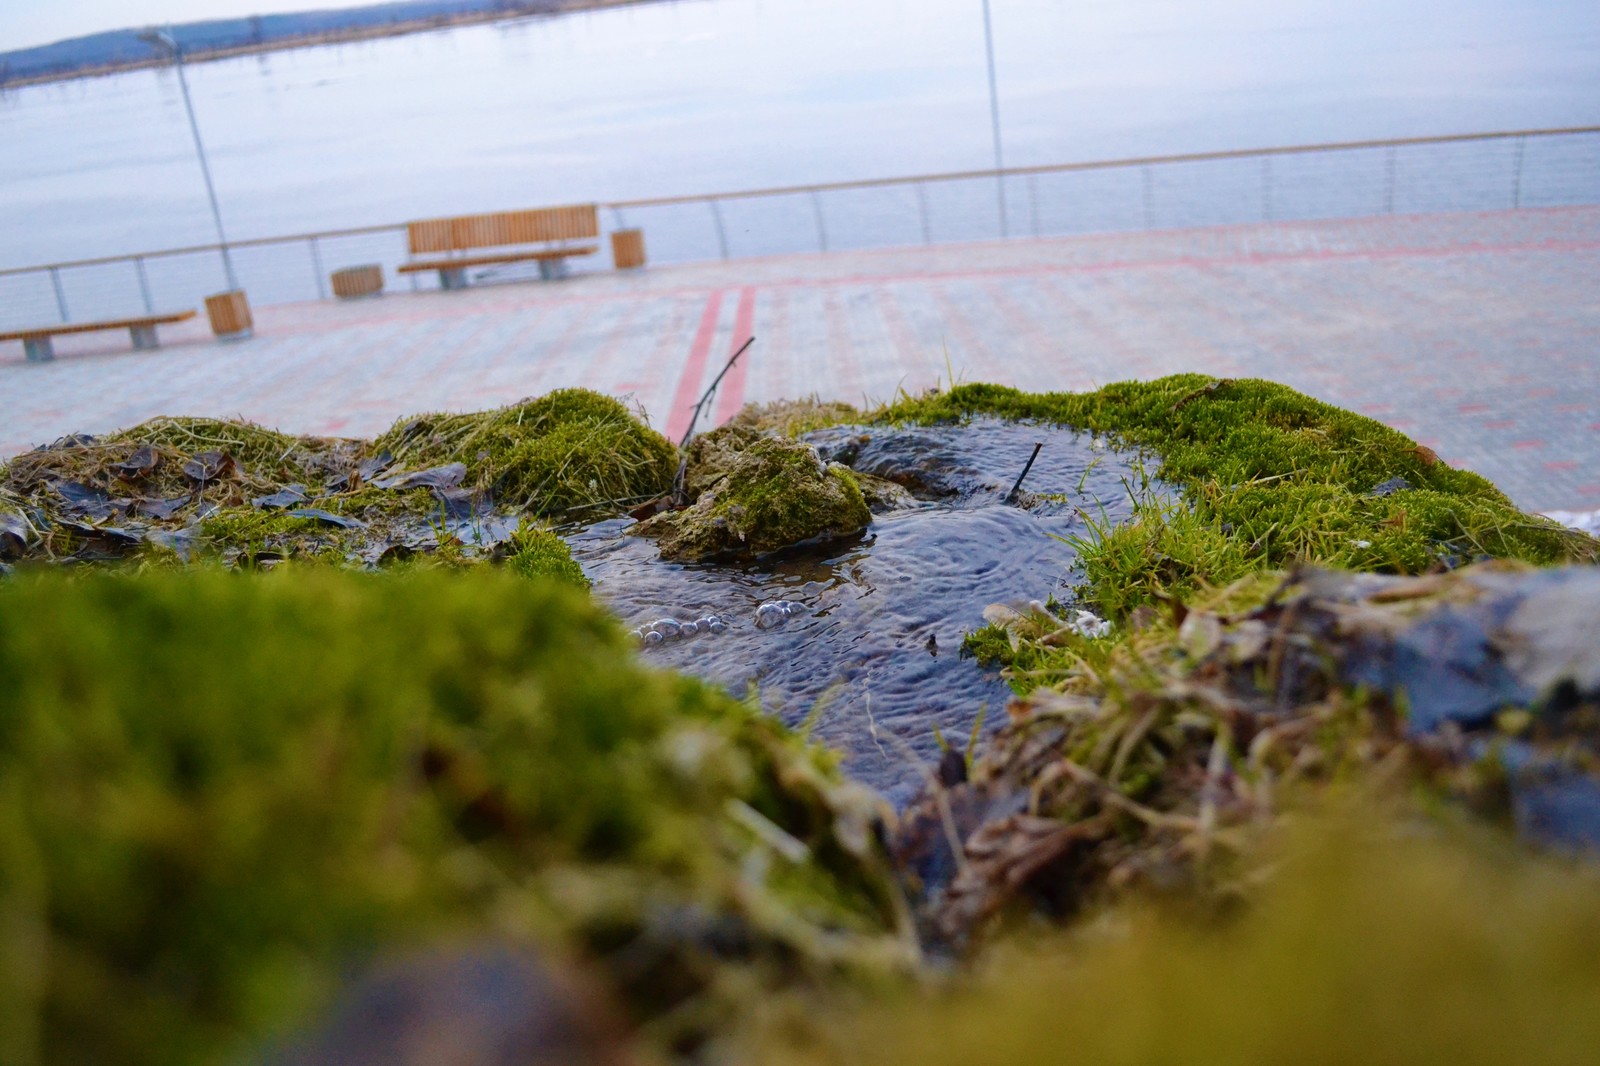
[3,374,1597,1064]
[0,569,911,1065]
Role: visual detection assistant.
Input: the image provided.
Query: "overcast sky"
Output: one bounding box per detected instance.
[4,1,364,50]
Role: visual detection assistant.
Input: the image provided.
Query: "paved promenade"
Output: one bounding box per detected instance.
[3,207,1597,511]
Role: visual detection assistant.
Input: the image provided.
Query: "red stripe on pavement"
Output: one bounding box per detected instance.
[666,289,725,442]
[713,286,757,427]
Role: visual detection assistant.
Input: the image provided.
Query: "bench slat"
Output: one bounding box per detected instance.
[0,310,196,343]
[406,205,598,255]
[395,247,598,274]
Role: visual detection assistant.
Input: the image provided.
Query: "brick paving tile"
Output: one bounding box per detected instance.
[3,206,1597,512]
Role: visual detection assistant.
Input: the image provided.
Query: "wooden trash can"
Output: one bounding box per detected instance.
[611,228,646,270]
[205,290,253,340]
[331,264,384,299]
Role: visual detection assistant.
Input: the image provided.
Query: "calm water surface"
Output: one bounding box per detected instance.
[2,0,1598,268]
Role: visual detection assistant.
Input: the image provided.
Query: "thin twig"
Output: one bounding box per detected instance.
[678,336,756,452]
[1005,442,1043,503]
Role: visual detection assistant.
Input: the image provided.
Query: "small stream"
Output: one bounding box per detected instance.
[566,419,1167,805]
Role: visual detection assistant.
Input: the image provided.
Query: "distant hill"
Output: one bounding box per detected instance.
[0,1,579,85]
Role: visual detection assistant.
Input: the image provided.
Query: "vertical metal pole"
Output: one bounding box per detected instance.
[810,189,828,252]
[1141,166,1154,229]
[1511,134,1527,209]
[612,205,627,229]
[1261,156,1273,221]
[309,236,328,300]
[980,0,1007,237]
[1028,173,1041,237]
[49,267,69,323]
[916,183,932,245]
[709,199,730,261]
[135,257,155,315]
[169,42,239,291]
[1383,145,1397,214]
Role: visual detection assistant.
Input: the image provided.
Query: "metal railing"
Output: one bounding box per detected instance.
[2,126,1597,331]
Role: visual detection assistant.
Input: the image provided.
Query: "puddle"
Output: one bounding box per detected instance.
[567,419,1168,805]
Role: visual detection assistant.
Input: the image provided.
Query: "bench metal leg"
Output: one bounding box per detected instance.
[439,267,468,290]
[23,336,54,362]
[538,258,570,281]
[129,324,160,350]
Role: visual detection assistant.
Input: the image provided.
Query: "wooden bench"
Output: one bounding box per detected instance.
[396,205,600,290]
[0,310,198,363]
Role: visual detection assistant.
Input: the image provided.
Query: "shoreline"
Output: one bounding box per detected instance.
[0,0,659,90]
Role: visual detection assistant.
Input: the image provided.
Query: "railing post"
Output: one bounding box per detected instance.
[1511,134,1527,209]
[809,189,828,252]
[1383,145,1397,214]
[1028,173,1040,237]
[916,183,932,245]
[309,236,328,300]
[135,257,154,315]
[49,266,69,323]
[1261,156,1273,221]
[307,235,329,296]
[1141,165,1154,229]
[709,199,730,261]
[611,205,627,229]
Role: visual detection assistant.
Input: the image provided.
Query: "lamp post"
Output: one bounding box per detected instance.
[980,0,1007,237]
[139,27,239,291]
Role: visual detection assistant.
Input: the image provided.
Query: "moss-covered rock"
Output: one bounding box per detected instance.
[0,568,911,1065]
[854,471,919,514]
[681,422,766,501]
[502,522,589,588]
[636,437,871,561]
[374,389,676,517]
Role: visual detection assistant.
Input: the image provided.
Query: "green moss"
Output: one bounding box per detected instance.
[106,417,313,473]
[374,389,677,517]
[764,811,1600,1066]
[876,377,1596,617]
[637,437,871,561]
[727,397,866,438]
[0,568,909,1065]
[503,523,589,588]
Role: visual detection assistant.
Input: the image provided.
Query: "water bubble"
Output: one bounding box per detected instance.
[680,620,699,636]
[707,621,726,634]
[755,602,787,629]
[643,630,664,647]
[653,618,682,640]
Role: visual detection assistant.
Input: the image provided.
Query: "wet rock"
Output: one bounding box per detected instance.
[1304,564,1600,733]
[259,944,638,1066]
[855,472,918,514]
[635,437,870,561]
[1368,476,1412,497]
[808,426,972,498]
[1,510,35,559]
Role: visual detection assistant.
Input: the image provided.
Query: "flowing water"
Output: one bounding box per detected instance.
[567,419,1167,804]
